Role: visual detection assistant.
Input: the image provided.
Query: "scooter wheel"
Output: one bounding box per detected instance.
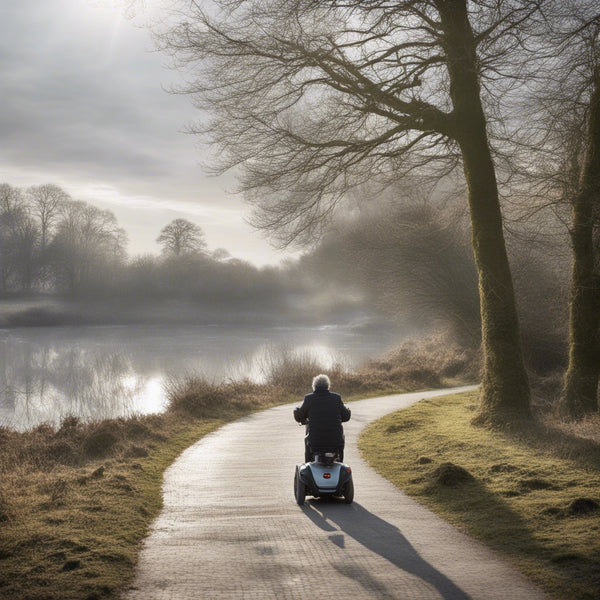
[343,479,354,504]
[294,466,306,506]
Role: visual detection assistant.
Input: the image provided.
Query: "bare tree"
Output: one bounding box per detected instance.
[26,184,70,252]
[157,0,546,425]
[0,183,23,214]
[0,184,40,292]
[157,218,207,256]
[11,209,40,292]
[212,248,231,262]
[50,200,127,294]
[511,2,600,416]
[0,184,21,293]
[560,72,600,417]
[549,8,600,417]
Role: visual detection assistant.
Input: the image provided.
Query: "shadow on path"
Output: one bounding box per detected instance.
[303,501,473,600]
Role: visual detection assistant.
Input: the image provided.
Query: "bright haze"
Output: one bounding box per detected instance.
[0,0,291,265]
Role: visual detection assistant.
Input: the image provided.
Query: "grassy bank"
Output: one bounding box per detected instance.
[0,335,477,599]
[359,391,600,600]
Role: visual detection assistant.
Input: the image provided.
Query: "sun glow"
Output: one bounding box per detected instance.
[134,376,168,414]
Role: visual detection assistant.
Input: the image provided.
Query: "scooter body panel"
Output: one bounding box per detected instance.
[298,460,352,497]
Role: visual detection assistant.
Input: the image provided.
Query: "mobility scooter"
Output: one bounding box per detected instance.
[294,420,354,505]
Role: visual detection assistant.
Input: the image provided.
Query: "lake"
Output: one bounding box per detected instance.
[0,322,400,430]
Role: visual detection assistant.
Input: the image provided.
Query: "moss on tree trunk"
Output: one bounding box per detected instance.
[559,72,600,418]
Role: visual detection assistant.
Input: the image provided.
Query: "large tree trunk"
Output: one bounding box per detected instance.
[437,0,531,425]
[558,71,600,418]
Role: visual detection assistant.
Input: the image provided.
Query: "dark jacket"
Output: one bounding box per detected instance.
[293,389,351,450]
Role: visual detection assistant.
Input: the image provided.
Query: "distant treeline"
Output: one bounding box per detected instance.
[0,183,126,296]
[0,182,368,324]
[0,183,289,300]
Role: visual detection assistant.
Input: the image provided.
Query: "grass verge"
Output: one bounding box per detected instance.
[358,391,600,600]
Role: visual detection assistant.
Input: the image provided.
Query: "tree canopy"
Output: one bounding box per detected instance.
[156,218,208,256]
[157,0,549,424]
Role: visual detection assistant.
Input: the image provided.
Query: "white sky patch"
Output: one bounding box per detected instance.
[75,182,290,263]
[77,183,239,218]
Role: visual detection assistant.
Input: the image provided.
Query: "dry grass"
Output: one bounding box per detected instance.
[0,414,168,471]
[359,391,600,600]
[167,334,480,420]
[166,377,277,418]
[359,332,480,390]
[0,381,283,600]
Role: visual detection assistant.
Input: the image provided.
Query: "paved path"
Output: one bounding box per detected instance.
[126,387,549,599]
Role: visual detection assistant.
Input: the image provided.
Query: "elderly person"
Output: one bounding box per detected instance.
[293,374,351,462]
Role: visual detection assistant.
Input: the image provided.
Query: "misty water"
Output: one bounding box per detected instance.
[0,323,400,430]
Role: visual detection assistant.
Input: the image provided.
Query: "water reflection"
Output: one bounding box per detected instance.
[0,323,398,430]
[0,344,154,430]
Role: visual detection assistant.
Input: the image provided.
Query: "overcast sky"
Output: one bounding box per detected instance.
[0,0,293,265]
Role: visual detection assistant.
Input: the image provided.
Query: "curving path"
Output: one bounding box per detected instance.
[126,387,549,600]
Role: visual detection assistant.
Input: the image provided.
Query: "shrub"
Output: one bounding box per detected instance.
[358,332,480,391]
[167,377,269,418]
[45,439,79,465]
[83,425,119,458]
[259,347,329,394]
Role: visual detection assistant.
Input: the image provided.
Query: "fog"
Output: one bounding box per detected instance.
[0,178,572,429]
[0,179,570,358]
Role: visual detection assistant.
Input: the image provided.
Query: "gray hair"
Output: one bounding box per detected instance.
[312,374,331,391]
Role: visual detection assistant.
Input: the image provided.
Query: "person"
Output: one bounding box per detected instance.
[293,374,351,462]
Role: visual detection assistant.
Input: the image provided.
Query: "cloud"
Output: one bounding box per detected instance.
[0,0,233,196]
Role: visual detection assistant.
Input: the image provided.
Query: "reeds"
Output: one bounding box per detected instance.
[166,333,481,418]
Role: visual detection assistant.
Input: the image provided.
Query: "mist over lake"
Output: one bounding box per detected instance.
[0,321,401,431]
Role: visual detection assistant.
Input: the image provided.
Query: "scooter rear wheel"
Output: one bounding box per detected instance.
[294,466,306,506]
[343,479,354,504]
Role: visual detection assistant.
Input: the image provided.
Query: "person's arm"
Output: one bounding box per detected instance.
[339,397,351,422]
[294,396,310,423]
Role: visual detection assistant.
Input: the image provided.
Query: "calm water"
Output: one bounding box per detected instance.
[0,323,399,430]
